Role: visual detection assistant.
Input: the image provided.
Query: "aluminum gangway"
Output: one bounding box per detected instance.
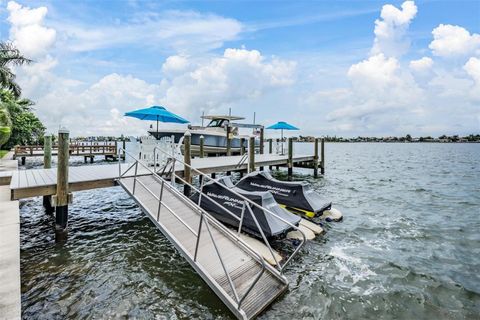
[117,148,306,319]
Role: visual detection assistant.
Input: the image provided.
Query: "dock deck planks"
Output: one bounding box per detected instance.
[10,153,314,200]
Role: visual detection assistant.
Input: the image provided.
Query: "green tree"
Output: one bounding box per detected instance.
[0,107,11,147]
[1,90,45,149]
[0,42,32,97]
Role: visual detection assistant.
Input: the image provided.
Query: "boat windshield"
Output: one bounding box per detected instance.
[207,119,227,128]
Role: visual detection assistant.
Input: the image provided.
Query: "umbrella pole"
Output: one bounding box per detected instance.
[156,115,159,135]
[281,129,284,155]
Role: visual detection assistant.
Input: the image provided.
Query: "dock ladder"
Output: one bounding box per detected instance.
[117,148,306,319]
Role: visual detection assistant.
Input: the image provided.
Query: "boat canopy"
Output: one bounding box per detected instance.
[201,115,245,121]
[190,176,300,238]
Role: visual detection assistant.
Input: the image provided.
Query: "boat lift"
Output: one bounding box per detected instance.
[116,147,306,319]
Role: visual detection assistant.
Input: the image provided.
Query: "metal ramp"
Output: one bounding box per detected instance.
[117,148,306,319]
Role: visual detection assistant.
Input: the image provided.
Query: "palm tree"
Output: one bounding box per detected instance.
[0,42,31,97]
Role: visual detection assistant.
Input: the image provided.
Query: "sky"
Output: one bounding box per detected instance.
[0,0,479,137]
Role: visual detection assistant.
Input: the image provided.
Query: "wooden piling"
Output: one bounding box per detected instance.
[21,157,25,165]
[183,131,192,196]
[313,137,319,178]
[43,134,54,214]
[240,138,245,155]
[268,139,273,170]
[259,127,264,154]
[248,136,255,173]
[199,135,205,158]
[287,137,293,179]
[119,137,126,160]
[259,127,264,171]
[321,137,325,174]
[54,128,70,242]
[226,125,231,156]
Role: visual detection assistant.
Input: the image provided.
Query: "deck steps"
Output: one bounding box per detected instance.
[118,174,288,319]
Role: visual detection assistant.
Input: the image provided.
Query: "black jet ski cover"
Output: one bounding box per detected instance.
[236,170,331,218]
[190,176,300,239]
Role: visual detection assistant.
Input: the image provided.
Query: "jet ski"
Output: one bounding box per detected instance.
[190,176,313,240]
[236,170,343,221]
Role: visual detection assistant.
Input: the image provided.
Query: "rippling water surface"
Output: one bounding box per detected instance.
[20,143,480,319]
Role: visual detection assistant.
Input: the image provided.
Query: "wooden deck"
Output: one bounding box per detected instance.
[120,174,287,319]
[0,160,20,319]
[9,153,314,200]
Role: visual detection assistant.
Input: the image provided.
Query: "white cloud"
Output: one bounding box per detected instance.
[162,55,190,76]
[371,0,417,57]
[463,57,480,101]
[55,10,242,54]
[159,48,296,116]
[7,1,56,58]
[21,49,295,135]
[409,57,433,72]
[429,24,480,57]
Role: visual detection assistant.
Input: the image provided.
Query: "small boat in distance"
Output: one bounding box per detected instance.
[148,114,262,155]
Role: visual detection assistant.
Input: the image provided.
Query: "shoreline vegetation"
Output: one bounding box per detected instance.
[294,134,480,143]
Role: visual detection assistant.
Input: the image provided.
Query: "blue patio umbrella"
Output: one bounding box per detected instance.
[266,121,299,154]
[124,105,189,132]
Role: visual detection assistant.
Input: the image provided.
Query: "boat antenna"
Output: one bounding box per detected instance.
[229,107,231,118]
[201,111,205,127]
[253,112,256,125]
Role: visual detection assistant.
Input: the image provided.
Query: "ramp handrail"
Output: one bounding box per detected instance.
[117,148,268,312]
[152,146,306,273]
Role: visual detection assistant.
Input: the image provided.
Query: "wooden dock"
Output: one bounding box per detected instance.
[0,159,20,319]
[9,153,314,200]
[1,131,323,319]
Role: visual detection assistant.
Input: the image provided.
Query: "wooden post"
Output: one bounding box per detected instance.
[259,127,264,171]
[248,136,255,173]
[287,137,293,179]
[226,125,231,156]
[211,172,216,179]
[259,127,264,154]
[240,138,245,155]
[21,157,25,165]
[183,131,192,196]
[122,138,126,160]
[54,128,71,242]
[321,137,325,174]
[43,134,54,214]
[199,135,205,158]
[313,138,319,178]
[268,139,273,170]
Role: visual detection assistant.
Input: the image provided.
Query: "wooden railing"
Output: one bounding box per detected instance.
[14,141,118,158]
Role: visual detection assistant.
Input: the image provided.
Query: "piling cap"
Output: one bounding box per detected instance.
[184,130,191,137]
[58,127,69,134]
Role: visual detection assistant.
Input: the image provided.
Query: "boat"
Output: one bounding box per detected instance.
[236,170,343,221]
[190,176,303,239]
[148,115,261,155]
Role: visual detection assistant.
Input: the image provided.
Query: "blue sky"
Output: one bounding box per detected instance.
[1,0,479,137]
